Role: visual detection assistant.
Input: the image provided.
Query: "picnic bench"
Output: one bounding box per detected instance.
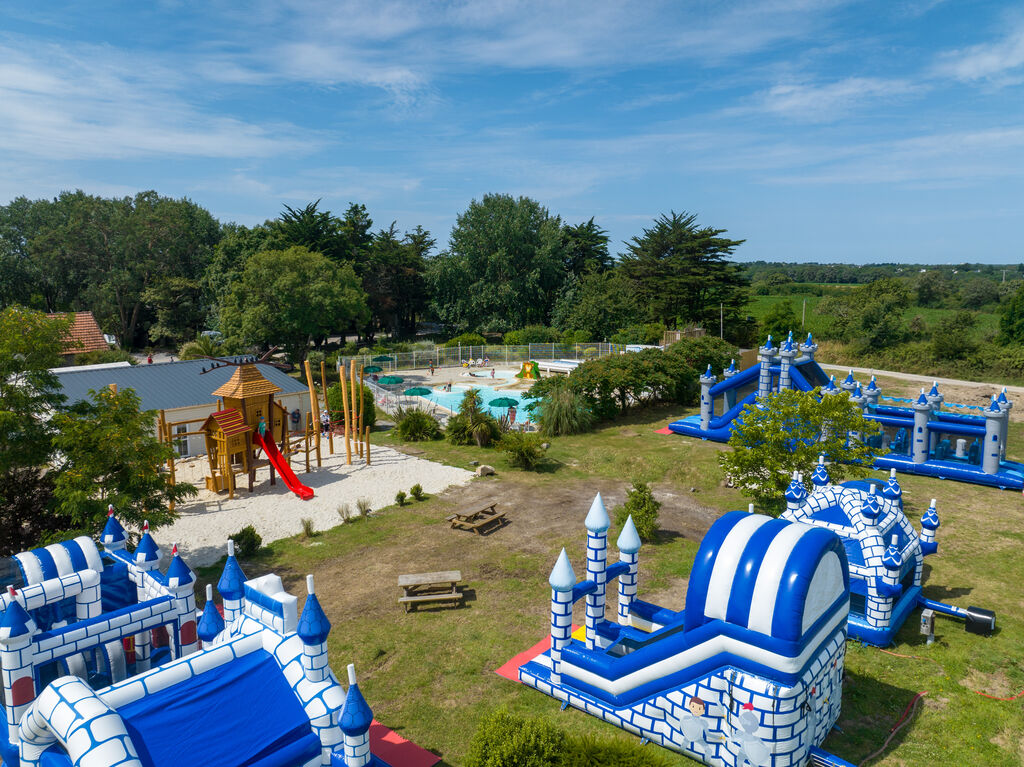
[398,570,464,612]
[446,503,508,534]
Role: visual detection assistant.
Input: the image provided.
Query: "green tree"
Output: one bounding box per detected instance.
[997,283,1024,345]
[761,301,800,340]
[445,388,500,447]
[0,308,68,474]
[426,194,565,333]
[719,388,880,508]
[220,247,369,362]
[142,276,206,346]
[959,277,999,309]
[202,222,272,322]
[551,271,640,340]
[914,270,950,308]
[264,200,345,262]
[613,480,661,542]
[51,387,196,532]
[931,311,978,360]
[619,211,747,332]
[561,218,611,275]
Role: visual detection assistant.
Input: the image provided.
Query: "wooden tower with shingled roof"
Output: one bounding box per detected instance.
[201,363,289,497]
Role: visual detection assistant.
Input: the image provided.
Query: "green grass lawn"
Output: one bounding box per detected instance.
[197,406,1024,766]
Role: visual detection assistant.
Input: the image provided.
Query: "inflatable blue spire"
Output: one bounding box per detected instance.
[549,549,576,591]
[218,540,248,600]
[0,586,35,640]
[881,469,902,502]
[929,382,940,397]
[862,489,881,524]
[854,383,863,398]
[921,501,940,531]
[998,388,1009,405]
[782,332,794,352]
[197,584,224,642]
[764,334,774,351]
[727,359,738,374]
[881,536,902,572]
[340,665,374,736]
[916,390,929,406]
[134,521,162,565]
[165,544,195,588]
[811,456,830,487]
[616,516,641,554]
[805,332,813,345]
[988,396,1002,413]
[823,376,838,393]
[101,505,126,547]
[297,575,331,646]
[843,370,856,386]
[784,474,806,503]
[865,375,879,392]
[585,493,610,533]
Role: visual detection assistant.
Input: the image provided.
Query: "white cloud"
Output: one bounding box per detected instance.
[752,77,921,121]
[935,23,1024,83]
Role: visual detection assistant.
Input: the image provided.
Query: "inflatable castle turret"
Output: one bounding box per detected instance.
[757,335,775,398]
[722,359,739,410]
[840,370,857,397]
[778,332,798,390]
[340,664,374,767]
[781,458,991,645]
[983,396,1007,474]
[218,539,246,624]
[699,365,717,431]
[799,331,817,360]
[864,376,880,413]
[997,388,1014,457]
[821,375,839,396]
[297,574,332,683]
[911,391,932,464]
[812,457,831,489]
[197,584,225,644]
[521,493,851,767]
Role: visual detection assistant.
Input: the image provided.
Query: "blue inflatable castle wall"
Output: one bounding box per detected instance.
[519,494,852,767]
[781,460,995,646]
[668,332,1023,491]
[0,508,389,767]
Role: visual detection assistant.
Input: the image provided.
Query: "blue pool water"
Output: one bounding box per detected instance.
[425,384,532,420]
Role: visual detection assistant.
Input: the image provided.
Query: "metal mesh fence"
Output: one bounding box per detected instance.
[339,342,625,375]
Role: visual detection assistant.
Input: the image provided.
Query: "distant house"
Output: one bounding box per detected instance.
[46,312,109,364]
[51,358,311,458]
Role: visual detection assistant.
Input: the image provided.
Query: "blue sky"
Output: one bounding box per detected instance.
[1,1,1023,263]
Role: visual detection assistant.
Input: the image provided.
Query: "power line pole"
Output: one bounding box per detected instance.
[720,303,724,339]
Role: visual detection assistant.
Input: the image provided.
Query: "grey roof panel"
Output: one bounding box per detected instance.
[53,357,308,412]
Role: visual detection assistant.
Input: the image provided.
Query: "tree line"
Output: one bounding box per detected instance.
[0,191,751,359]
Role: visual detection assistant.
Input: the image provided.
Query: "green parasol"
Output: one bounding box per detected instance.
[372,355,395,362]
[363,365,383,373]
[489,397,519,409]
[377,375,404,385]
[403,387,432,396]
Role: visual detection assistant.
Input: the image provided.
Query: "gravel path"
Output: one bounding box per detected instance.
[162,440,473,567]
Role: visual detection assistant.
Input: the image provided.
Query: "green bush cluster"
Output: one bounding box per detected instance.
[325,383,376,429]
[394,407,442,442]
[613,480,661,542]
[446,388,501,447]
[498,432,546,470]
[444,332,488,348]
[230,525,262,557]
[465,709,671,767]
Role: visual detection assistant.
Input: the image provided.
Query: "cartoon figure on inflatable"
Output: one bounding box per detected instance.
[517,493,854,767]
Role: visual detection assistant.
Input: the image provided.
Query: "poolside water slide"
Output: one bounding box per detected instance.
[253,431,314,500]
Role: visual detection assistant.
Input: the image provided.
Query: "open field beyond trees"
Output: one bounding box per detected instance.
[194,405,1024,767]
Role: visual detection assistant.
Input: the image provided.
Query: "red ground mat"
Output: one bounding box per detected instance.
[654,426,673,434]
[370,720,440,767]
[495,625,584,682]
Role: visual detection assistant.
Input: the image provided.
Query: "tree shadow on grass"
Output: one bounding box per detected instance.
[826,669,922,765]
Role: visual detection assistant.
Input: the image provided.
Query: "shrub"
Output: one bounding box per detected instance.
[337,503,353,521]
[230,525,262,557]
[464,710,567,767]
[446,388,501,446]
[326,383,376,429]
[356,498,372,516]
[499,432,546,470]
[74,348,134,366]
[613,480,661,542]
[300,517,315,538]
[563,734,673,767]
[410,483,425,501]
[538,385,595,436]
[503,325,562,345]
[306,350,325,368]
[395,491,407,506]
[395,408,442,442]
[609,322,665,345]
[444,332,487,348]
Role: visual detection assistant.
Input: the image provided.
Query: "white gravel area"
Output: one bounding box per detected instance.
[161,439,473,567]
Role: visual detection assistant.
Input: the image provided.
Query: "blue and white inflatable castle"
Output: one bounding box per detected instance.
[0,508,390,767]
[519,494,852,767]
[668,332,1023,490]
[781,459,995,646]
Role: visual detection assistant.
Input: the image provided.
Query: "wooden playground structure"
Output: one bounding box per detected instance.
[157,357,374,505]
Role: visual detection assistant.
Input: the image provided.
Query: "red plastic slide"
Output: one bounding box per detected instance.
[253,431,314,500]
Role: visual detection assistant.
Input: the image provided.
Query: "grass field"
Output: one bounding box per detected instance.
[196,406,1024,766]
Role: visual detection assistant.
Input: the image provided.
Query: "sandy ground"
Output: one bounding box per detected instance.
[163,438,473,567]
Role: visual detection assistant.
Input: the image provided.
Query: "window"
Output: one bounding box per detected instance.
[849,593,866,617]
[174,424,189,457]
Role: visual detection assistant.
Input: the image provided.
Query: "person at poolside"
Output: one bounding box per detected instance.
[484,356,490,366]
[508,405,517,424]
[490,368,495,378]
[429,362,435,376]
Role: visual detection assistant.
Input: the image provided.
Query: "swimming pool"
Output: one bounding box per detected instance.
[425,384,534,420]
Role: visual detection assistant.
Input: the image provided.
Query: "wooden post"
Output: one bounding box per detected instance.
[340,365,352,465]
[364,426,371,465]
[303,360,322,468]
[158,410,177,511]
[349,360,359,459]
[321,360,334,455]
[305,414,312,473]
[358,366,365,460]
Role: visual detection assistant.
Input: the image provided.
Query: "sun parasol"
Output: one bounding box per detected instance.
[489,397,519,409]
[363,365,383,373]
[372,355,395,362]
[403,387,432,396]
[377,375,404,385]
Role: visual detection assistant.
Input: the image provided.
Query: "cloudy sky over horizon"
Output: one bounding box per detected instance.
[1,1,1023,263]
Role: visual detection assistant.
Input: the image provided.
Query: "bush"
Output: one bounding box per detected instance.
[300,517,315,538]
[356,498,372,516]
[306,350,325,368]
[503,325,562,345]
[613,480,661,542]
[74,348,134,366]
[230,525,262,557]
[337,503,353,521]
[395,408,442,442]
[562,735,674,767]
[326,383,376,429]
[446,388,501,447]
[464,710,567,767]
[498,432,546,470]
[537,384,595,436]
[410,483,425,501]
[609,322,665,345]
[444,332,487,348]
[395,491,407,506]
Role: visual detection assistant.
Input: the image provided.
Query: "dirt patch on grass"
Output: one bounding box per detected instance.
[960,668,1020,698]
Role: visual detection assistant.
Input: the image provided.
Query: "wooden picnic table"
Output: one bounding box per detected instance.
[398,570,465,612]
[446,503,508,534]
